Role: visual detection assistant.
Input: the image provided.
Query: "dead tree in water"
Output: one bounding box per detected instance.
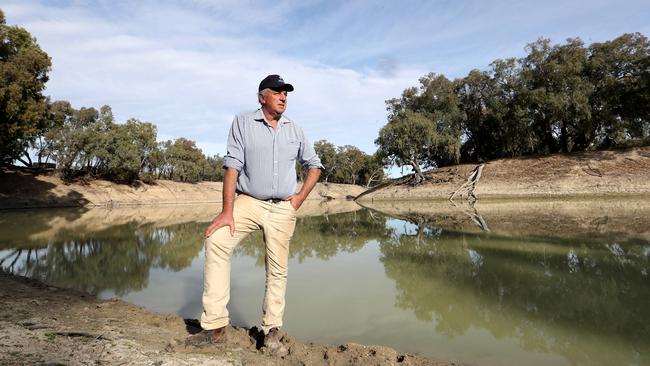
[449,164,485,202]
[450,200,490,232]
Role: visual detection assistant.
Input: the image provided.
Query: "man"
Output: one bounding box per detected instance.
[186,75,322,355]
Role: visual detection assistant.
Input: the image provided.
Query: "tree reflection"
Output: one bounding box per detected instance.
[379,217,650,365]
[0,221,205,295]
[235,210,391,266]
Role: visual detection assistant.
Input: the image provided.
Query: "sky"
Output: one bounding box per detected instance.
[3,0,650,160]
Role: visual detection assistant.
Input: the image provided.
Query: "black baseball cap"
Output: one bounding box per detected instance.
[258,74,294,92]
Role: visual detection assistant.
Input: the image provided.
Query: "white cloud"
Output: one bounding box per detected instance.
[3,0,649,156]
[3,0,427,155]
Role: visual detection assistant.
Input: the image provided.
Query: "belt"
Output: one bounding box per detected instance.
[264,198,284,204]
[238,192,284,204]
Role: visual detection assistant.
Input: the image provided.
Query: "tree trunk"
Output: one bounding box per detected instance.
[17,155,32,167]
[541,118,558,153]
[366,171,380,188]
[449,164,485,202]
[560,122,568,153]
[410,159,424,184]
[37,136,43,165]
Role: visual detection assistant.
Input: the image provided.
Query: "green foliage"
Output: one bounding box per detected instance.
[45,104,158,183]
[164,138,207,183]
[314,140,337,182]
[313,139,383,186]
[520,37,594,153]
[382,33,650,169]
[458,60,534,160]
[39,100,224,184]
[105,118,158,182]
[587,33,650,147]
[0,9,52,164]
[377,73,462,176]
[376,110,460,176]
[201,155,225,182]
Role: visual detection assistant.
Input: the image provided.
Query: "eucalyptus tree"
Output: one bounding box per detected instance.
[0,9,51,165]
[358,152,385,187]
[377,73,462,182]
[102,118,158,182]
[165,137,207,183]
[457,59,532,160]
[336,145,366,185]
[201,154,225,181]
[587,32,650,147]
[520,37,593,153]
[314,139,338,183]
[46,106,100,179]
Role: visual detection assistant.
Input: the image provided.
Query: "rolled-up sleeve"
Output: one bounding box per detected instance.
[298,131,324,170]
[223,117,245,171]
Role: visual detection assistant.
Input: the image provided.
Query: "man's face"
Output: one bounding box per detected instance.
[260,89,288,116]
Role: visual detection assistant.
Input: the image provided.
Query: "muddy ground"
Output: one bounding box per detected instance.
[0,271,455,366]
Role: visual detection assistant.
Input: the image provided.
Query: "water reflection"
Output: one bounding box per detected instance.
[0,222,204,295]
[378,224,649,365]
[236,210,391,263]
[1,199,649,366]
[370,199,650,365]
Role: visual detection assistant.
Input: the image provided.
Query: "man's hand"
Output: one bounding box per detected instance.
[288,194,305,211]
[289,168,320,211]
[205,211,235,238]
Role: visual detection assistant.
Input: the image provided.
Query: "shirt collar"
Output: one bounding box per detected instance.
[253,108,291,125]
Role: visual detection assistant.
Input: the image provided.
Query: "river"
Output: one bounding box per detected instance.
[1,198,648,366]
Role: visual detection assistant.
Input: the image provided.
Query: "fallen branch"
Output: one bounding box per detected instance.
[449,164,484,202]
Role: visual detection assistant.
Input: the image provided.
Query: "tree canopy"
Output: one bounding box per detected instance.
[313,140,383,186]
[377,33,650,174]
[377,73,462,181]
[0,9,51,164]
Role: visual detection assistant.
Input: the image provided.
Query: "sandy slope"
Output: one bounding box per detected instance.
[0,170,365,209]
[3,147,647,209]
[358,147,650,201]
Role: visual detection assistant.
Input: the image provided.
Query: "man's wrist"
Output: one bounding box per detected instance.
[220,207,234,216]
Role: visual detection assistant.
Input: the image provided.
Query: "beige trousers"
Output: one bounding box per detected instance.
[200,194,297,333]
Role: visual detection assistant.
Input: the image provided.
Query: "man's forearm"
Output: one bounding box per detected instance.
[297,168,321,200]
[221,168,238,214]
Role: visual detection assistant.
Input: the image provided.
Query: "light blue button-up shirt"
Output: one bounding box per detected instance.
[223,109,323,200]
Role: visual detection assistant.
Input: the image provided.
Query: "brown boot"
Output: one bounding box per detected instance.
[263,327,288,357]
[184,326,227,347]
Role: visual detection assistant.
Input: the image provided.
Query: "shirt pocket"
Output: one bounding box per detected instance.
[281,140,301,162]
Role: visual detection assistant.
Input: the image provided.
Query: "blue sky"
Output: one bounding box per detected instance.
[3,0,650,162]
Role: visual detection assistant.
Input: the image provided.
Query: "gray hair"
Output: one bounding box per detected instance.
[258,88,270,97]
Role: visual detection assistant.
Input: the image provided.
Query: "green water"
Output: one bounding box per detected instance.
[0,200,648,366]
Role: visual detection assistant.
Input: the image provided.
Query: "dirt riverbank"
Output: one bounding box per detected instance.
[0,271,454,366]
[357,146,650,201]
[2,147,648,209]
[0,169,365,209]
